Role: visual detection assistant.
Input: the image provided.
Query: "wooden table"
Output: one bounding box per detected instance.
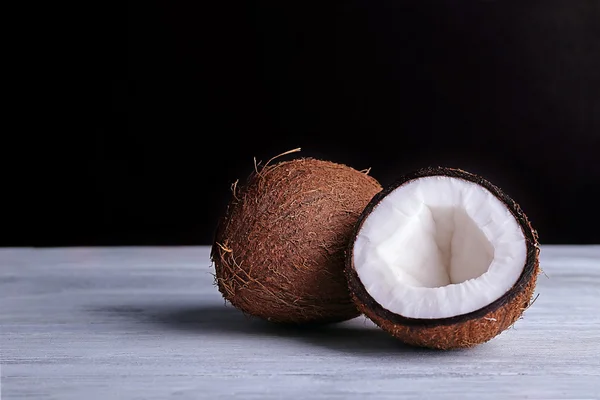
[1,246,599,399]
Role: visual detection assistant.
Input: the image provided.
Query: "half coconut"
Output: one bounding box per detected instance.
[346,167,540,349]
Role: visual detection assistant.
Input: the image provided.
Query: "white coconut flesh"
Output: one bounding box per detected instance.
[353,176,527,319]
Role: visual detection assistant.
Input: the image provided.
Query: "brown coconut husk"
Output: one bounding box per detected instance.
[211,152,382,324]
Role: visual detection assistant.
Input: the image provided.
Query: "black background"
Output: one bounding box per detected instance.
[19,1,600,247]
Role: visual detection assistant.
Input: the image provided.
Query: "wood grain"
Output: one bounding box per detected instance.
[1,246,599,399]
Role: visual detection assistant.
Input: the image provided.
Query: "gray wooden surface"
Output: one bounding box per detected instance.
[1,246,599,399]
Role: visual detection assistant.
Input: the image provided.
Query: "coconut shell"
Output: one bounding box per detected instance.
[346,167,540,349]
[211,157,382,324]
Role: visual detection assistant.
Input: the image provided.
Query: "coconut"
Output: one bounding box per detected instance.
[346,167,540,349]
[211,152,382,324]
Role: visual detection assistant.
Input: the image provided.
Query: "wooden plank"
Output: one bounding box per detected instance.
[1,246,599,399]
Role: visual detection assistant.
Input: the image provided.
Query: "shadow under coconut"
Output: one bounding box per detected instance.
[93,303,437,355]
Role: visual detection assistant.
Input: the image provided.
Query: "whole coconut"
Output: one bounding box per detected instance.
[211,155,382,324]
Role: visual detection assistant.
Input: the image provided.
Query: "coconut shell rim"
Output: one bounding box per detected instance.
[346,166,540,328]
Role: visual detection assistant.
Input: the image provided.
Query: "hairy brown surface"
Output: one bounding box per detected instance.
[211,157,382,324]
[346,166,541,349]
